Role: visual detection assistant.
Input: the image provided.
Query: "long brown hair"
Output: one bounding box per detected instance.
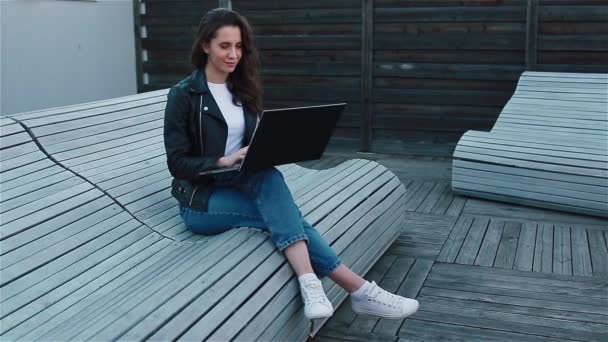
[191,8,263,114]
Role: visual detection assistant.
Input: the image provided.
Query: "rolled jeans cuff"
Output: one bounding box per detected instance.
[277,234,309,252]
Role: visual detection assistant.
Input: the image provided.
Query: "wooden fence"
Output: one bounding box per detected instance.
[135,0,608,155]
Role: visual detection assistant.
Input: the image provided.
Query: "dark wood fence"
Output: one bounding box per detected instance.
[135,0,608,155]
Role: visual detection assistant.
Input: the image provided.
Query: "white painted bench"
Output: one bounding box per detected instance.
[452,71,608,217]
[0,90,406,341]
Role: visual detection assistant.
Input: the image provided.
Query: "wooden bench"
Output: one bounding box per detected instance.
[0,91,407,341]
[452,71,608,217]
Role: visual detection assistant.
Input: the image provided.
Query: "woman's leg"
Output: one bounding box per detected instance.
[207,168,418,320]
[179,186,266,235]
[234,168,318,263]
[296,195,419,319]
[233,168,334,318]
[328,264,366,293]
[180,181,317,278]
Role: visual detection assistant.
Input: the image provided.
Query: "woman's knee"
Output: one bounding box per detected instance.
[250,167,285,185]
[179,200,265,235]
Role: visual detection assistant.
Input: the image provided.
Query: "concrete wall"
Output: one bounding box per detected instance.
[1,0,137,115]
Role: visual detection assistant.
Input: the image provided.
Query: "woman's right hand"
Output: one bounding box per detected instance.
[215,146,249,168]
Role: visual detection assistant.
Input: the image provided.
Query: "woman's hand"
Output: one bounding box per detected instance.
[215,146,249,168]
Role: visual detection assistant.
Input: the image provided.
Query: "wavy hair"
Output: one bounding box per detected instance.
[191,8,263,114]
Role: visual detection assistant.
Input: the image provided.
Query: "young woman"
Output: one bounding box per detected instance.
[163,8,419,320]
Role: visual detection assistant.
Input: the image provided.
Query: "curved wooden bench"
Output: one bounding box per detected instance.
[1,91,406,341]
[452,71,608,217]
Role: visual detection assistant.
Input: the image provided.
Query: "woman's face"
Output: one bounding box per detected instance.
[203,25,242,79]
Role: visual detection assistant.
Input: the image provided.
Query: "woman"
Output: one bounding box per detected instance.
[163,8,419,320]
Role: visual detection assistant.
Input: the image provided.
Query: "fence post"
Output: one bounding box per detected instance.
[133,0,144,93]
[360,0,373,152]
[526,0,539,70]
[219,0,232,9]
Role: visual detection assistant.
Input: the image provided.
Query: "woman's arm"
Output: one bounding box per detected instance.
[163,86,218,181]
[215,146,248,168]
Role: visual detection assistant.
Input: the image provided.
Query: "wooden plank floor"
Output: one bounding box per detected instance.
[306,151,608,342]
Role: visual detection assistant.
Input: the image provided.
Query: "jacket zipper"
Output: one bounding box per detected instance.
[189,186,198,206]
[189,94,205,207]
[199,94,204,155]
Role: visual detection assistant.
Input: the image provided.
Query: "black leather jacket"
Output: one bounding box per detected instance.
[163,68,259,210]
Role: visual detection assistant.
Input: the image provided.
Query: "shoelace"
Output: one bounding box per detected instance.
[366,282,401,308]
[302,280,328,304]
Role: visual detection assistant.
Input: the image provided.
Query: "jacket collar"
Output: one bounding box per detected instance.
[188,67,259,129]
[188,68,209,94]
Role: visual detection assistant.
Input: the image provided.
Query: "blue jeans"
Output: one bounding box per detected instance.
[178,167,342,277]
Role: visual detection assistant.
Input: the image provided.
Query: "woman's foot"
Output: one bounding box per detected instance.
[350,281,419,319]
[298,273,333,319]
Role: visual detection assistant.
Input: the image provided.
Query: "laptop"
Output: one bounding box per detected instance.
[198,103,346,175]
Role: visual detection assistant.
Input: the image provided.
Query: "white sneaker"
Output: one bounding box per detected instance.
[351,281,419,319]
[299,278,333,319]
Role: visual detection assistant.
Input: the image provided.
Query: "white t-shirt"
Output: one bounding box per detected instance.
[207,82,245,156]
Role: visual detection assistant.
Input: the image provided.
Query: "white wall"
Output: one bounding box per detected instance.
[1,0,137,115]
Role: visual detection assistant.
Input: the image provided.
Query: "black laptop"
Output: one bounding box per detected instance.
[199,103,346,175]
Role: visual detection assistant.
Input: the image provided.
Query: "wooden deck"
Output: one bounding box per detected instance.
[1,95,606,340]
[301,152,608,342]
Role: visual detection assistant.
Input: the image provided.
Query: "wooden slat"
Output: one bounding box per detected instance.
[103,236,275,341]
[28,101,165,135]
[0,197,114,256]
[474,219,505,267]
[0,142,40,162]
[513,222,538,271]
[403,181,436,212]
[10,238,198,340]
[43,121,162,155]
[587,228,608,277]
[1,234,167,339]
[571,227,594,277]
[455,217,489,265]
[10,90,168,121]
[552,225,572,276]
[54,128,162,163]
[456,143,607,171]
[2,223,152,310]
[493,221,521,269]
[454,158,606,189]
[1,169,72,203]
[1,182,95,225]
[402,319,563,342]
[436,216,474,263]
[1,162,63,191]
[36,110,164,146]
[0,177,86,214]
[41,230,252,341]
[1,188,103,240]
[0,150,48,175]
[533,223,554,273]
[416,183,449,214]
[452,178,608,216]
[428,265,608,303]
[464,130,607,154]
[0,121,25,137]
